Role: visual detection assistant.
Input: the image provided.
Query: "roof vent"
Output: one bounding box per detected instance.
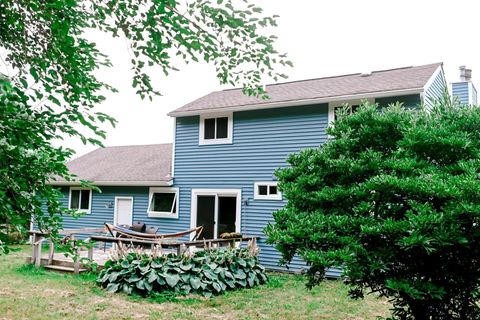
[460,65,472,81]
[360,71,372,77]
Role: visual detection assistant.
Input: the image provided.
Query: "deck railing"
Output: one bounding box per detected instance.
[27,229,259,274]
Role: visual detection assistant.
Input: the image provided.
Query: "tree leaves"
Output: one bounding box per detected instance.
[0,0,289,253]
[266,96,480,319]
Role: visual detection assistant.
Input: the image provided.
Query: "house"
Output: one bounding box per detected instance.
[45,62,476,274]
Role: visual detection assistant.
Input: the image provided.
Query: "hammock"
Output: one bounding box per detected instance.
[104,223,203,241]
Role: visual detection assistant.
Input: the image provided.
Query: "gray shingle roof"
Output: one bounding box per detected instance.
[169,63,442,116]
[52,144,172,185]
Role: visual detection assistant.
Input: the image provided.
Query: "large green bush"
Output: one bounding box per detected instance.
[97,247,267,298]
[266,98,480,319]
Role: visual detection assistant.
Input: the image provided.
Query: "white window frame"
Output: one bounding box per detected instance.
[190,188,242,240]
[254,182,282,200]
[147,187,179,218]
[328,98,375,126]
[68,187,92,214]
[199,112,233,145]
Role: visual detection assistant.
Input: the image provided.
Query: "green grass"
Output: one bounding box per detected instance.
[0,246,391,319]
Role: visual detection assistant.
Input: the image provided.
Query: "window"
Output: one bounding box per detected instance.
[328,100,374,125]
[147,187,179,218]
[199,113,233,145]
[69,188,91,213]
[254,182,282,200]
[332,104,359,122]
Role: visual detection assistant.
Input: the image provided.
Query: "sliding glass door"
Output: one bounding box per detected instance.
[192,189,241,240]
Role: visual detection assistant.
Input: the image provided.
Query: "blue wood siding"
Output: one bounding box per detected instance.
[375,94,421,109]
[424,69,447,110]
[173,104,340,275]
[53,186,189,239]
[452,82,470,104]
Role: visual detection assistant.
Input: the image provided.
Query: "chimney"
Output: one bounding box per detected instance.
[452,65,477,105]
[459,66,472,82]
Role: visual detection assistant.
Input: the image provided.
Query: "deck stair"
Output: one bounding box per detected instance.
[44,264,88,273]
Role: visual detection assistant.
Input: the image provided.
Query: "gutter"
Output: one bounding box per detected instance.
[168,87,424,117]
[48,180,173,187]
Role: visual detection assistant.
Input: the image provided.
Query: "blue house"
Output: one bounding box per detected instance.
[46,62,476,273]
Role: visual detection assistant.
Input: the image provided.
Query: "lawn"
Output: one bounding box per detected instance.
[0,246,391,320]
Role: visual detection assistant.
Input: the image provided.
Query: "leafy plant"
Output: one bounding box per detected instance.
[97,246,267,298]
[0,0,290,254]
[266,96,480,319]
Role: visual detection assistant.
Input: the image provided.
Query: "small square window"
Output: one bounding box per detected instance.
[199,113,233,145]
[332,104,360,122]
[69,188,91,213]
[269,185,278,195]
[258,185,268,196]
[254,182,282,200]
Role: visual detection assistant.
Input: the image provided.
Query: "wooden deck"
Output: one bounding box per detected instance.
[27,229,259,273]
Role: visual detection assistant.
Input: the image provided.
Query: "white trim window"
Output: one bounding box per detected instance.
[68,187,92,213]
[199,112,233,145]
[254,182,282,200]
[147,187,179,218]
[328,98,374,125]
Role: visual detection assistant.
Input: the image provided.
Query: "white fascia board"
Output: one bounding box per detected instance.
[168,88,424,117]
[48,180,173,187]
[422,65,445,92]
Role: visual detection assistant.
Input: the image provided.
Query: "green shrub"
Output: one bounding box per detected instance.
[97,247,267,298]
[266,97,480,319]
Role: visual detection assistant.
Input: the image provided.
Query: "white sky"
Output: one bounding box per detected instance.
[66,0,480,157]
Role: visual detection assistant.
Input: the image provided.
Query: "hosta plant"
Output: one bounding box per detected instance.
[97,242,267,298]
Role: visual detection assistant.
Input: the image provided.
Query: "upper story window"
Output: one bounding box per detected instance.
[254,182,282,200]
[147,187,179,218]
[329,104,359,123]
[328,99,373,125]
[199,112,233,145]
[69,187,91,213]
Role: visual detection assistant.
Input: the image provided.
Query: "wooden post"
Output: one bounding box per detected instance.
[31,233,37,264]
[34,238,42,268]
[87,245,93,261]
[177,244,186,255]
[47,240,54,265]
[74,245,80,274]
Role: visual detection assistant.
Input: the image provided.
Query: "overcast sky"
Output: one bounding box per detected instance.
[66,0,480,157]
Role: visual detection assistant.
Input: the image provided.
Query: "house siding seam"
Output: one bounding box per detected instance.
[173,104,332,274]
[424,70,447,110]
[452,82,470,104]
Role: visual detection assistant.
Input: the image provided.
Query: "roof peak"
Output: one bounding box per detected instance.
[170,62,443,117]
[221,62,443,92]
[94,143,172,150]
